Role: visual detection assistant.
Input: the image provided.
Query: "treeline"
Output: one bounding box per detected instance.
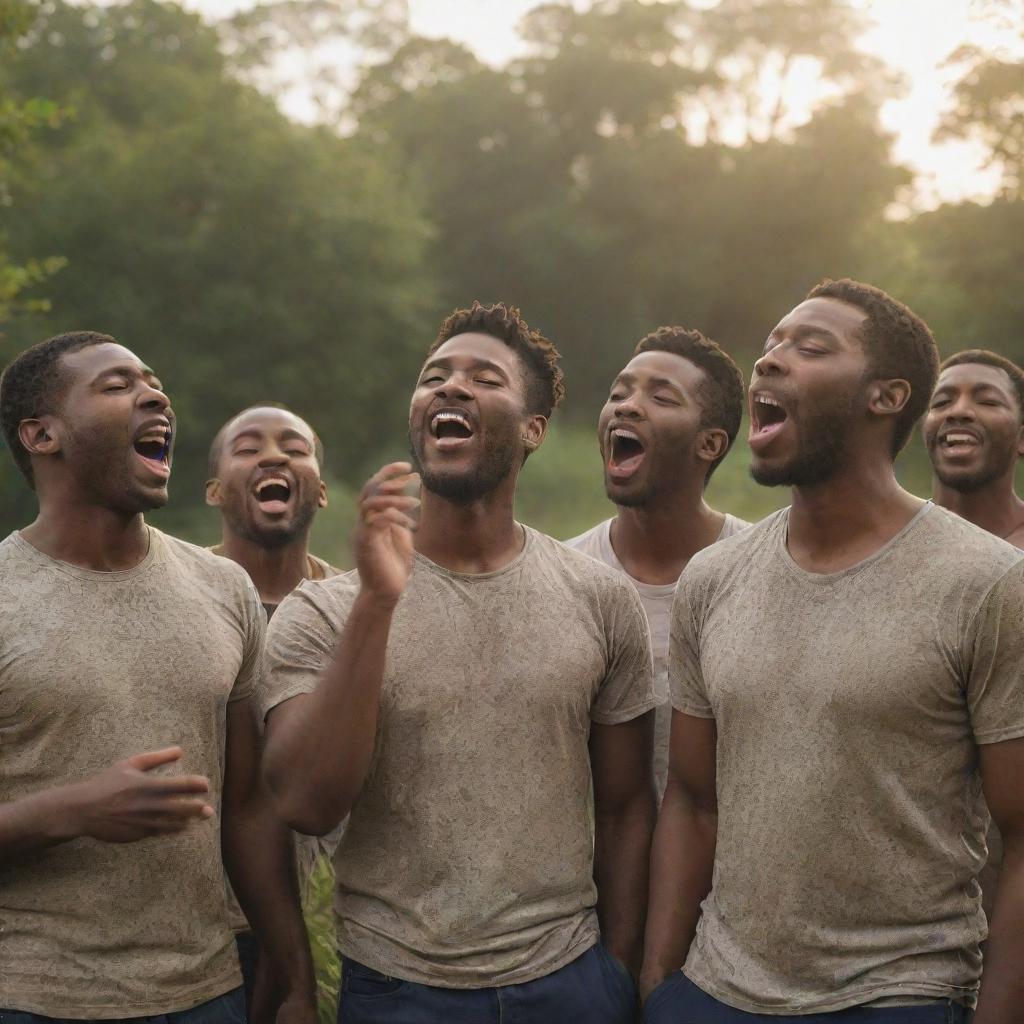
[1,0,1022,546]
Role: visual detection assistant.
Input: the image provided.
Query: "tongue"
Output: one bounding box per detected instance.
[611,452,645,474]
[258,498,289,514]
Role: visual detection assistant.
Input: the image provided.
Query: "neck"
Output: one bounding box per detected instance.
[609,485,724,585]
[786,452,923,571]
[932,472,1024,539]
[415,476,524,574]
[22,499,150,571]
[218,530,314,606]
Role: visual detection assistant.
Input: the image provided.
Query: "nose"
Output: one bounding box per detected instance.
[945,394,977,421]
[139,383,170,413]
[433,374,473,402]
[613,392,642,419]
[258,444,288,467]
[753,346,785,379]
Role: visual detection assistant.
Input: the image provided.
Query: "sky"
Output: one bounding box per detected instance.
[183,0,1019,209]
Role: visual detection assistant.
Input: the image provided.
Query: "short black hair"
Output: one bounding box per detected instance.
[634,326,744,482]
[806,278,939,455]
[430,302,565,419]
[208,402,325,479]
[939,349,1024,422]
[0,331,115,486]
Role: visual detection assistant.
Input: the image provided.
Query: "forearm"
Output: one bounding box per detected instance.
[222,788,315,1004]
[594,786,657,974]
[264,590,395,832]
[0,784,85,866]
[640,778,716,992]
[974,834,1024,1023]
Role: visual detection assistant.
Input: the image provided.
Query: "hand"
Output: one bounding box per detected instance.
[354,462,420,606]
[274,989,317,1024]
[66,746,213,843]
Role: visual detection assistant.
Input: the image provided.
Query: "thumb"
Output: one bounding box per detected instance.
[126,746,183,772]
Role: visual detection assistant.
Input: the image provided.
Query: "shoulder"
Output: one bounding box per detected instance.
[157,530,254,592]
[920,505,1024,579]
[562,519,612,555]
[687,509,784,580]
[273,567,361,632]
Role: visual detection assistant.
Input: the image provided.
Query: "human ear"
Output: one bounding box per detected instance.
[18,417,59,458]
[204,479,223,507]
[869,379,911,418]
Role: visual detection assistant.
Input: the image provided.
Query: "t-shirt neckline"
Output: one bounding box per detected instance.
[8,526,159,582]
[413,523,534,581]
[776,501,933,585]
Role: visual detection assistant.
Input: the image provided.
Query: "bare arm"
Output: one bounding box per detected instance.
[221,697,315,1024]
[590,711,657,975]
[0,746,212,868]
[972,737,1024,1024]
[262,463,418,835]
[639,710,717,1000]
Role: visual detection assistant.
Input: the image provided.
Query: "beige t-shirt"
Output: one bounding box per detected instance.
[565,514,749,795]
[670,503,1024,1013]
[0,529,264,1018]
[261,527,656,988]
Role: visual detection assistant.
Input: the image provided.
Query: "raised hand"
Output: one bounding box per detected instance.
[67,746,213,843]
[354,462,420,607]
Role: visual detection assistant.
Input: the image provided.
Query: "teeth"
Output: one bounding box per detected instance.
[756,396,781,408]
[943,433,978,446]
[431,410,471,436]
[256,477,290,495]
[137,431,169,443]
[612,428,640,442]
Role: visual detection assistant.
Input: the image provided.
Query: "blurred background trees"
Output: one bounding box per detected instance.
[1,0,1022,561]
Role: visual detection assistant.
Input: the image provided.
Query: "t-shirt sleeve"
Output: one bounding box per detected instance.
[229,579,266,703]
[591,578,657,725]
[259,579,352,721]
[964,561,1024,745]
[668,568,714,719]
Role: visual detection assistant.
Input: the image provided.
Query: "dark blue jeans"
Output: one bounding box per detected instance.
[338,943,637,1023]
[643,974,970,1024]
[0,987,246,1024]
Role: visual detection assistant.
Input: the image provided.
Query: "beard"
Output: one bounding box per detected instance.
[63,421,168,513]
[932,444,1017,494]
[750,385,862,488]
[221,489,318,549]
[409,417,520,504]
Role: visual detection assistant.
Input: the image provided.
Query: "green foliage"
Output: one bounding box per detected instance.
[303,854,341,1024]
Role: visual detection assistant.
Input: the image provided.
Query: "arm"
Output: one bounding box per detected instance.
[590,710,657,975]
[971,737,1024,1024]
[639,710,717,1000]
[262,463,418,835]
[221,697,315,1024]
[0,746,212,868]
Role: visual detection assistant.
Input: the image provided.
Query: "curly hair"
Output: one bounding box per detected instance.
[634,326,745,482]
[429,302,565,419]
[208,403,325,480]
[939,349,1024,422]
[0,331,115,487]
[806,279,938,455]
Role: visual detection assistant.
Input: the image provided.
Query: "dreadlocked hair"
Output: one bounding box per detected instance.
[430,302,565,418]
[806,279,938,455]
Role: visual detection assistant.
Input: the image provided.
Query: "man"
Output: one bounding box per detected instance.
[206,403,341,1005]
[260,302,657,1023]
[207,404,339,618]
[641,281,1024,1022]
[567,327,748,797]
[924,349,1024,921]
[0,332,315,1023]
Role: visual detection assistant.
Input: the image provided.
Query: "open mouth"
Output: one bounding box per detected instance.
[749,393,788,448]
[430,409,474,448]
[608,427,646,480]
[132,427,171,477]
[938,430,981,451]
[254,476,292,514]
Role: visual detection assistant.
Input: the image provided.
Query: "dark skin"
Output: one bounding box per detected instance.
[3,343,315,1024]
[599,350,729,585]
[264,331,656,973]
[206,406,329,607]
[924,363,1024,546]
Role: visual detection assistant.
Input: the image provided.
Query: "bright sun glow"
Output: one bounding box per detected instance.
[181,0,1021,208]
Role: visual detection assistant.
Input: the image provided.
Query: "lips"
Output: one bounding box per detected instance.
[132,420,172,480]
[607,426,646,481]
[748,391,789,452]
[428,407,475,450]
[253,475,293,515]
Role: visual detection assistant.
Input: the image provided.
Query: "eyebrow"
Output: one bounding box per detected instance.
[933,381,1009,397]
[766,324,841,348]
[614,372,686,394]
[93,363,160,383]
[421,357,511,380]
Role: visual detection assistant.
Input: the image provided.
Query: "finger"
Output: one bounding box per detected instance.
[148,773,211,795]
[146,797,216,820]
[369,472,420,496]
[359,462,413,500]
[126,746,183,772]
[360,494,420,515]
[365,507,417,531]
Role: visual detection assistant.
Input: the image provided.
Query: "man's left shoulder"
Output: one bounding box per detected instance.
[158,530,256,598]
[530,528,643,608]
